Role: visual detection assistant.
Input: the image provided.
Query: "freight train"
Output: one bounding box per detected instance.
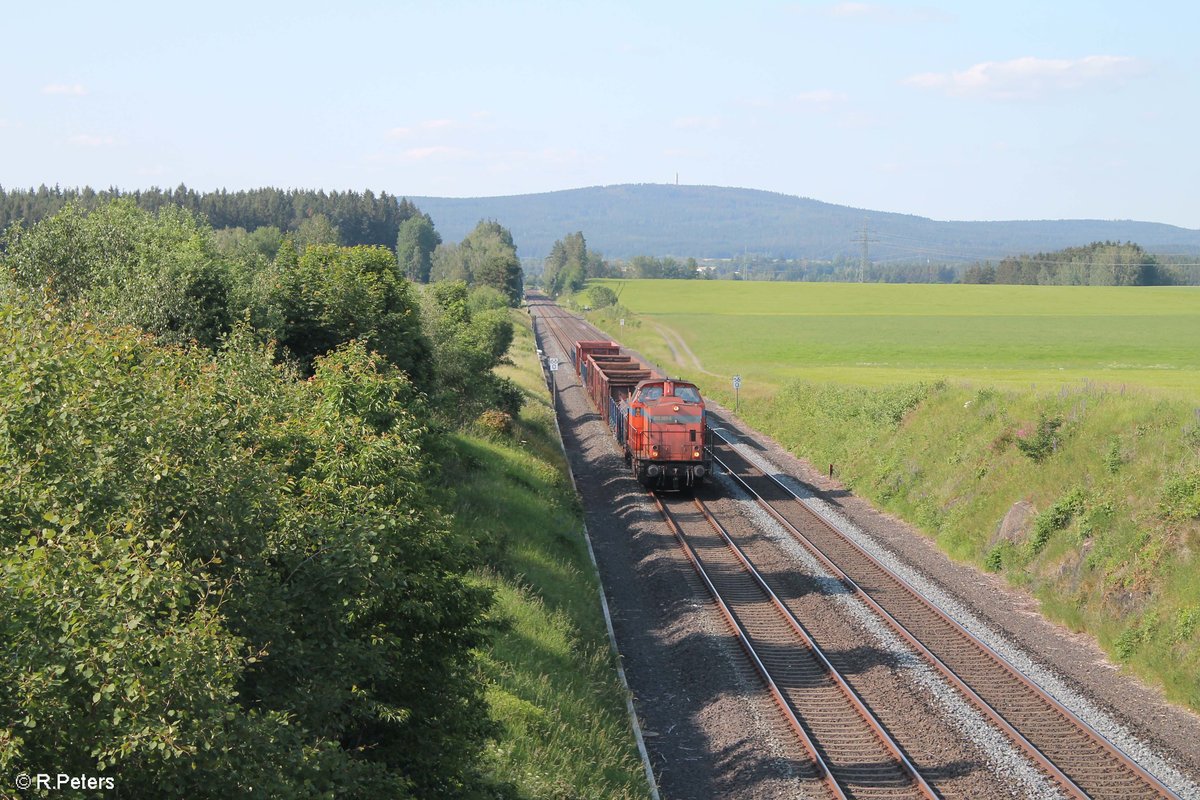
[572,340,711,489]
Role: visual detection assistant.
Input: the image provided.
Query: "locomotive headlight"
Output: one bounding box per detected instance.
[692,449,701,459]
[651,445,660,457]
[673,405,680,412]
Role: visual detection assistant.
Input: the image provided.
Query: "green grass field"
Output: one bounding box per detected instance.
[589,280,1200,398]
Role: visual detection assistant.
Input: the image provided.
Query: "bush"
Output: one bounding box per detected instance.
[421,282,518,424]
[267,244,433,385]
[2,200,233,349]
[1159,469,1200,520]
[1028,487,1088,555]
[586,285,618,309]
[1016,413,1064,463]
[0,299,493,796]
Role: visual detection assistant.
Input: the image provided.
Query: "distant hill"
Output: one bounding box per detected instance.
[408,184,1200,262]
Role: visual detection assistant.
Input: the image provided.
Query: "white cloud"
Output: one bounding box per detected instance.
[905,55,1145,100]
[67,133,116,147]
[43,83,87,96]
[404,145,471,160]
[794,89,848,105]
[673,115,722,130]
[829,2,877,16]
[387,118,467,139]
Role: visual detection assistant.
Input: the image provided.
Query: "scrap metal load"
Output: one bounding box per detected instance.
[573,340,711,490]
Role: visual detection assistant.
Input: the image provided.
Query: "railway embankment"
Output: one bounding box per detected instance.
[455,309,652,798]
[724,379,1200,711]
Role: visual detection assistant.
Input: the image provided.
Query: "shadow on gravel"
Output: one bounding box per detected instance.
[711,738,819,794]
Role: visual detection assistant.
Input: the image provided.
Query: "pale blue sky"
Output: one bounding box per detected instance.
[2,1,1196,227]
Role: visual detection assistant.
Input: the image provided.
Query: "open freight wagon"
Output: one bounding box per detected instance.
[574,340,711,489]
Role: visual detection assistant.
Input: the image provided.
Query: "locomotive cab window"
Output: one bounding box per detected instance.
[675,386,700,403]
[638,385,663,402]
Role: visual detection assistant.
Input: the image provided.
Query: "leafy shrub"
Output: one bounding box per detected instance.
[2,200,233,349]
[1028,487,1088,555]
[586,285,618,309]
[1016,413,1064,463]
[1115,611,1160,661]
[421,282,518,424]
[1175,607,1200,644]
[266,244,433,385]
[1159,469,1200,520]
[985,542,1013,572]
[0,299,493,796]
[1104,436,1126,474]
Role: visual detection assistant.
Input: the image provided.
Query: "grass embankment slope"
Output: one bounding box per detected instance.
[453,310,650,799]
[585,280,1200,710]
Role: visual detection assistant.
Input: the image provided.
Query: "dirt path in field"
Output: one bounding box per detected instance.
[652,322,723,378]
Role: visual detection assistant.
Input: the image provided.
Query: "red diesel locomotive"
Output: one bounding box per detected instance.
[572,340,711,489]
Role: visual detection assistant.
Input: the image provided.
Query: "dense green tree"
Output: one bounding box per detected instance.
[429,222,523,305]
[396,214,441,283]
[267,244,432,385]
[461,220,523,305]
[623,254,700,280]
[430,242,470,283]
[294,213,340,251]
[543,231,592,296]
[420,282,519,424]
[1,200,232,349]
[0,300,494,797]
[585,284,618,309]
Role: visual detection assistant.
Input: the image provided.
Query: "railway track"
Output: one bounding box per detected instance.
[528,293,1183,799]
[656,492,937,799]
[709,435,1180,800]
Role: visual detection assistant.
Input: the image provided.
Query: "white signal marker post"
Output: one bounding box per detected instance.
[548,357,560,405]
[732,374,741,412]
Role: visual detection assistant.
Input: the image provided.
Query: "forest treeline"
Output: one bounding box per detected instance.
[961,241,1169,285]
[1,199,528,797]
[0,184,416,249]
[535,233,1197,287]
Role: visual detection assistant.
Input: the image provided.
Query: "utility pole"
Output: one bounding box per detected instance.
[856,218,877,283]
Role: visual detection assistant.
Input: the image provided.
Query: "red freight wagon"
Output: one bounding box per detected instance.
[571,337,710,490]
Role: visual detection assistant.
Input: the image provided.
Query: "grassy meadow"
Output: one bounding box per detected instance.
[579,279,1200,710]
[452,310,650,799]
[588,280,1200,400]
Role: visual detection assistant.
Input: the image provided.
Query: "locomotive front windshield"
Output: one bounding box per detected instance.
[637,385,663,402]
[673,385,701,403]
